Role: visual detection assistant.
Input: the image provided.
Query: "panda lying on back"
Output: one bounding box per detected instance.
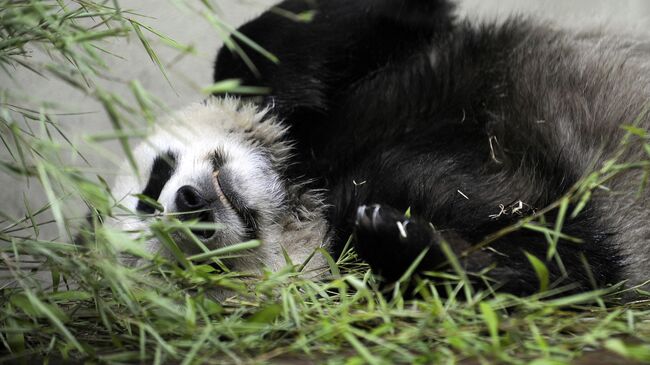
[109,0,650,297]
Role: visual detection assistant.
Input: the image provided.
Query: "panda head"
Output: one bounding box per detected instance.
[106,97,329,277]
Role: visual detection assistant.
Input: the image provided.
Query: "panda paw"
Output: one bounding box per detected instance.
[354,204,439,281]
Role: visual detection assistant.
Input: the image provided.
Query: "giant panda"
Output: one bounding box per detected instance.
[109,0,650,297]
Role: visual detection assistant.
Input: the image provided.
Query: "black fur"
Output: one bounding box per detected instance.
[213,0,650,296]
[136,152,176,214]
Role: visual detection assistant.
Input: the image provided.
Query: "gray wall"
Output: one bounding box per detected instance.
[461,0,650,27]
[1,0,649,240]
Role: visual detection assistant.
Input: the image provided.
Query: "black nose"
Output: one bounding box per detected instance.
[175,185,215,238]
[175,185,208,215]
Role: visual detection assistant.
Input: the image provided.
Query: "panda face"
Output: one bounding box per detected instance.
[135,123,286,252]
[107,98,329,274]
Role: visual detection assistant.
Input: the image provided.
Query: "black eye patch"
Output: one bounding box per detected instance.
[216,171,260,239]
[210,147,260,239]
[136,151,176,214]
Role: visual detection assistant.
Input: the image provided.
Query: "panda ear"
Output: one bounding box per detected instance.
[257,135,293,170]
[240,109,293,164]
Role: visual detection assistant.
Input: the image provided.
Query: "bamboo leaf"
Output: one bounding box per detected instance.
[129,20,174,90]
[201,79,270,95]
[479,302,500,349]
[525,251,549,292]
[247,303,282,324]
[186,239,260,262]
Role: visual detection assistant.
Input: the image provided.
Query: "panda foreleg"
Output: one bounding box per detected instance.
[353,203,621,296]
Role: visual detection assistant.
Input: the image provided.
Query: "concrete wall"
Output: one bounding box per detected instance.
[461,0,650,28]
[1,0,649,240]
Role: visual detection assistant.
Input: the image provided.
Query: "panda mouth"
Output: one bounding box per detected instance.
[191,210,217,239]
[177,209,217,239]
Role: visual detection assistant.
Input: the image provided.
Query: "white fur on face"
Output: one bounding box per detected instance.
[106,98,330,279]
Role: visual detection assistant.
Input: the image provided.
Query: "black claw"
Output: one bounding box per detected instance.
[355,204,404,232]
[353,204,441,282]
[355,204,372,229]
